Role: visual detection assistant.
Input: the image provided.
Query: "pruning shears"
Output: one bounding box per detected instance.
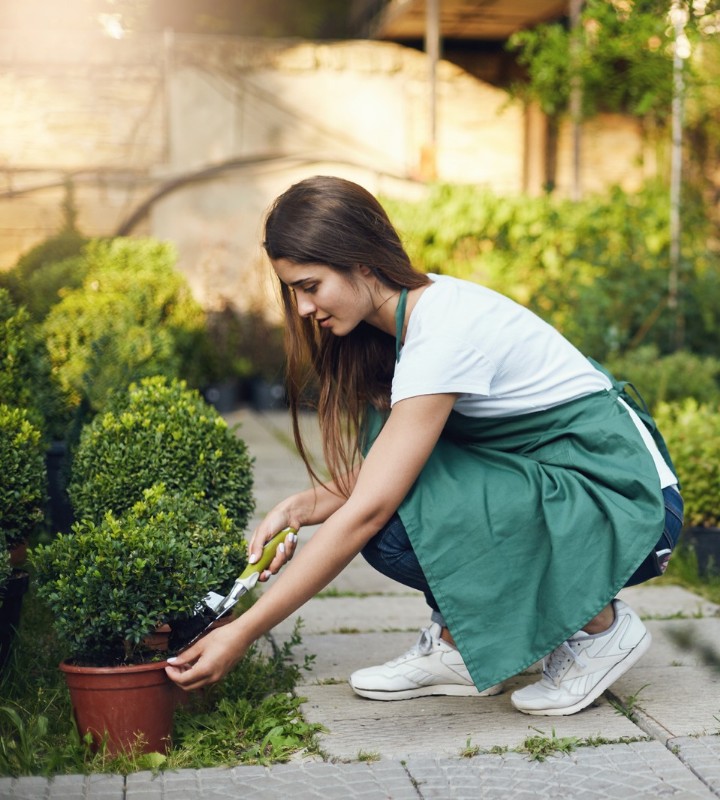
[168,527,295,652]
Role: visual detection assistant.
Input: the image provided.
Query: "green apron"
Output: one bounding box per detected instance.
[361,290,670,692]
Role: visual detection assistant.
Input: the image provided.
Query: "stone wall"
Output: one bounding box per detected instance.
[0,29,651,310]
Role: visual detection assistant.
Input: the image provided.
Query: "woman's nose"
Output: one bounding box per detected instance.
[296,294,316,317]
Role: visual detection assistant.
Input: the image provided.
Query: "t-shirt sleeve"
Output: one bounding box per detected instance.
[391,332,497,405]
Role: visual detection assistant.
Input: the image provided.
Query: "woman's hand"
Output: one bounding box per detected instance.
[248,512,300,582]
[165,620,250,691]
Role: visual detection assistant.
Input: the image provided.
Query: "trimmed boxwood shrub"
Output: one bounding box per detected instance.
[41,237,208,415]
[654,400,720,528]
[69,376,255,535]
[32,484,248,664]
[0,404,47,550]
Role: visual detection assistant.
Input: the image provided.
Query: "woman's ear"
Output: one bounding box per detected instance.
[357,263,373,278]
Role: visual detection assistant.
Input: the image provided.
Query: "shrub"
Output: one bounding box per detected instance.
[605,346,720,412]
[0,404,47,549]
[0,229,88,318]
[0,289,71,441]
[68,376,255,534]
[41,238,208,415]
[654,400,720,527]
[32,484,248,664]
[0,291,38,424]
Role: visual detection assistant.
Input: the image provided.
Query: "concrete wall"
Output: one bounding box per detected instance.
[0,29,651,311]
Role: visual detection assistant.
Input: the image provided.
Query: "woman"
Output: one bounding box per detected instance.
[167,175,683,716]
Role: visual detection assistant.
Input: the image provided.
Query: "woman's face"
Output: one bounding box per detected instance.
[272,258,371,336]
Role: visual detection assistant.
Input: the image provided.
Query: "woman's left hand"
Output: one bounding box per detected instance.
[165,619,250,691]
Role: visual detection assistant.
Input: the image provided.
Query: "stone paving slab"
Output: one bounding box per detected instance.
[272,594,429,638]
[404,741,717,799]
[673,736,720,796]
[297,680,648,761]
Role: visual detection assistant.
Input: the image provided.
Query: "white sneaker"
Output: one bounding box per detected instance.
[511,599,651,716]
[349,623,504,701]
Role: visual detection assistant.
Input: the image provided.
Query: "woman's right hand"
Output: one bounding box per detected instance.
[248,507,300,582]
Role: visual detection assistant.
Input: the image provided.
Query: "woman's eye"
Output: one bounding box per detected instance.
[303,284,317,294]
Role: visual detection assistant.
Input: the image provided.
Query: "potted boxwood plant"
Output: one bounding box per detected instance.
[655,399,720,574]
[31,484,249,754]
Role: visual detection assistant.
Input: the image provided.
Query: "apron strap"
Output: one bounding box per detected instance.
[395,288,408,363]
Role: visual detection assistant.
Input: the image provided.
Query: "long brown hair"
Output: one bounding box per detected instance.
[263,175,429,495]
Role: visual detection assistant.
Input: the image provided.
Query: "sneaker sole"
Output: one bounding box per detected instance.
[512,630,652,717]
[351,682,504,701]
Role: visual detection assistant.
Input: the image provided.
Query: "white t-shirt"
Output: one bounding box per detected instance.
[392,274,676,488]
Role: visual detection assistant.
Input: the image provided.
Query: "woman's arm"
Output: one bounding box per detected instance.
[166,392,457,690]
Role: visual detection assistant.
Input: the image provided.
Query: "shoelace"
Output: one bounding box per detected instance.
[542,639,588,685]
[387,627,435,666]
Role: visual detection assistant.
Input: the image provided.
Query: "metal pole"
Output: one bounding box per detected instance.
[423,0,440,179]
[569,0,584,202]
[669,2,688,350]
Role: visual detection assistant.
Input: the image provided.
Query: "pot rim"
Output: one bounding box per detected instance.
[59,658,170,675]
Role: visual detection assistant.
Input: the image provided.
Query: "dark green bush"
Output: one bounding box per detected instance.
[21,255,89,323]
[0,404,47,549]
[0,229,88,318]
[654,400,720,528]
[41,238,208,415]
[0,289,71,441]
[69,376,255,534]
[0,291,38,425]
[32,484,248,664]
[605,346,720,412]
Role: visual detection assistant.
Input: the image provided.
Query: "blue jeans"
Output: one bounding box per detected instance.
[361,485,684,626]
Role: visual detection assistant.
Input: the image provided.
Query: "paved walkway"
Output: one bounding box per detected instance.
[3,408,720,799]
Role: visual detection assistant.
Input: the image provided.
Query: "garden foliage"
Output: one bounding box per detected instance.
[0,404,47,550]
[32,484,247,664]
[41,238,208,415]
[0,229,88,322]
[68,376,255,534]
[654,400,720,528]
[382,182,720,362]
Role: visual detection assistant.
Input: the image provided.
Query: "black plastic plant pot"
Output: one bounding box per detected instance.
[683,526,720,577]
[0,570,30,672]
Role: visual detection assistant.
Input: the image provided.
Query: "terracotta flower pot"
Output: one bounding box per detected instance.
[8,541,27,568]
[59,659,176,755]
